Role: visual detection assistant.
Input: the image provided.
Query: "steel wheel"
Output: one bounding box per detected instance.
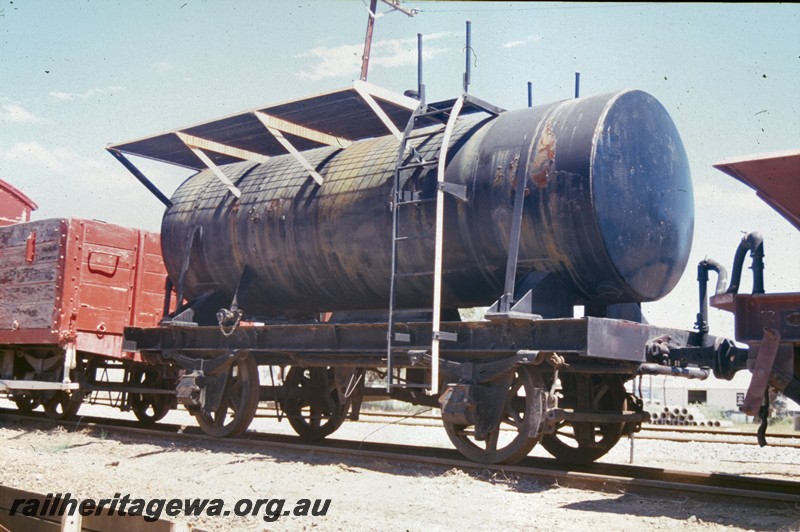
[194,354,260,437]
[540,374,626,464]
[130,368,173,424]
[43,391,83,420]
[443,366,545,465]
[283,367,347,441]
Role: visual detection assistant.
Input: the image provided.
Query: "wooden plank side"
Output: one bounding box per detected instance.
[81,219,139,249]
[0,327,58,344]
[0,218,170,350]
[141,271,167,292]
[0,264,59,286]
[0,486,67,532]
[132,230,171,327]
[0,220,64,333]
[75,305,130,336]
[77,283,131,312]
[82,510,177,532]
[68,220,135,342]
[134,291,165,328]
[0,512,63,532]
[74,331,127,360]
[65,221,168,343]
[0,486,181,532]
[0,240,61,265]
[142,252,166,275]
[0,298,58,326]
[80,247,135,284]
[0,219,62,248]
[0,263,58,312]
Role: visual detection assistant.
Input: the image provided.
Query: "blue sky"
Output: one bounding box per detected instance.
[1,1,798,337]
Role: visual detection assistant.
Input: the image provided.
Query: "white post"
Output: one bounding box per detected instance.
[430,96,464,396]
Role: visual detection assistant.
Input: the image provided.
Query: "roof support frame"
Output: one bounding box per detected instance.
[175,132,272,165]
[353,79,420,141]
[106,148,173,208]
[253,112,352,149]
[108,82,459,197]
[254,113,325,186]
[354,79,421,111]
[185,145,243,199]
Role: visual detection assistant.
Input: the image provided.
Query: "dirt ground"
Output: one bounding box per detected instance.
[1,402,799,532]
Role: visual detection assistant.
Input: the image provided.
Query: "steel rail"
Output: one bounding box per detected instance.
[349,410,800,447]
[2,408,798,504]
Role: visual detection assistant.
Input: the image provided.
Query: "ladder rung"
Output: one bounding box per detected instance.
[389,383,431,389]
[433,330,458,342]
[394,198,435,207]
[395,270,434,278]
[398,158,438,171]
[395,233,434,242]
[417,108,452,118]
[462,94,505,116]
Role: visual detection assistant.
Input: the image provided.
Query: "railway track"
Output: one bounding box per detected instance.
[8,396,797,448]
[327,409,800,449]
[2,407,798,505]
[350,410,800,448]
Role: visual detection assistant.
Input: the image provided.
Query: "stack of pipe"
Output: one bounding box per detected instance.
[646,406,727,427]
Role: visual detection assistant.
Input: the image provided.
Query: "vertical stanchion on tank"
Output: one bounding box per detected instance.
[417,33,423,99]
[431,96,465,396]
[464,21,471,94]
[574,72,581,98]
[527,82,533,107]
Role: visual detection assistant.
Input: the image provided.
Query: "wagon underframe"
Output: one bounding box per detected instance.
[126,316,706,366]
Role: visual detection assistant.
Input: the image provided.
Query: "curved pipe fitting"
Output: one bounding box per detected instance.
[695,258,728,334]
[726,231,765,295]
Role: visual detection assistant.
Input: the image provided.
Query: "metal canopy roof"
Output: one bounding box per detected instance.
[107,81,472,170]
[107,80,503,204]
[714,149,800,231]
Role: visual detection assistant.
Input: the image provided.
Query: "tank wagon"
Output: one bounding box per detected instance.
[107,78,760,465]
[0,179,177,422]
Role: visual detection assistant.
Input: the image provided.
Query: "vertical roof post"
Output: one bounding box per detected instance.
[464,20,472,94]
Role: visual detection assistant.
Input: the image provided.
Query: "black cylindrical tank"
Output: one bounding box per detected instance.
[162,90,693,317]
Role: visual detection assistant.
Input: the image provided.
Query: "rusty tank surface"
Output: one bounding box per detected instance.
[161,89,693,319]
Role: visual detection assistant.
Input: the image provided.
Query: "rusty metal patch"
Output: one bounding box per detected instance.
[494,165,504,186]
[530,122,556,188]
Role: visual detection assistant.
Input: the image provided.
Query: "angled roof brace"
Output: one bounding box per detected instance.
[252,111,356,186]
[175,133,243,198]
[353,80,420,141]
[253,112,352,149]
[256,119,324,186]
[175,132,271,164]
[106,148,173,208]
